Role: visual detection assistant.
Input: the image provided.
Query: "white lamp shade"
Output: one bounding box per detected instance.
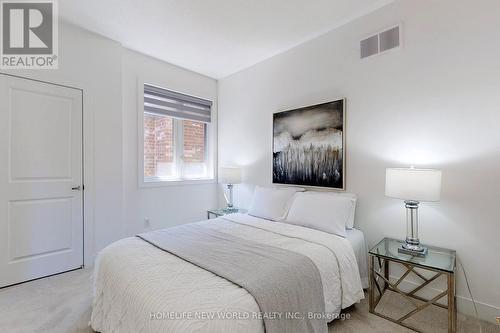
[219,167,242,184]
[385,168,442,202]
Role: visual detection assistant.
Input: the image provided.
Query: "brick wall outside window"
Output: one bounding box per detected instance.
[144,115,207,178]
[183,120,206,163]
[144,115,173,177]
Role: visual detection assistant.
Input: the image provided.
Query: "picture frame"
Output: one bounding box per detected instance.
[272,99,345,190]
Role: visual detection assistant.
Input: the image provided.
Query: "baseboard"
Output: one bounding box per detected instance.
[387,274,500,324]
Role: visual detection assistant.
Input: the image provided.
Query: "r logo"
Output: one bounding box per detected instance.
[2,2,53,54]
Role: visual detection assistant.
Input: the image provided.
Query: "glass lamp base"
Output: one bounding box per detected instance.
[398,243,428,257]
[223,206,238,213]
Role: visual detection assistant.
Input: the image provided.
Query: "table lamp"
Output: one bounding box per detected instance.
[385,167,442,256]
[219,167,242,212]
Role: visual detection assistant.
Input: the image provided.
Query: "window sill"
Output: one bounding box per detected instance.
[139,177,216,188]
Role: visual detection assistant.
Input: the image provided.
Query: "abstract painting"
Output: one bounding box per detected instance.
[273,99,345,189]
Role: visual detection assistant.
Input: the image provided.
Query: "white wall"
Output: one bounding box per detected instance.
[122,49,218,236]
[218,0,500,322]
[1,22,218,264]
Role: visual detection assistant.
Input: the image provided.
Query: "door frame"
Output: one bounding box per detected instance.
[0,72,86,276]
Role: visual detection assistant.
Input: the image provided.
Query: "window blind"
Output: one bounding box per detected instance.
[144,84,212,123]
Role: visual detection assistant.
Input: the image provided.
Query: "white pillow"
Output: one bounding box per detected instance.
[285,191,355,237]
[330,192,357,229]
[248,186,304,221]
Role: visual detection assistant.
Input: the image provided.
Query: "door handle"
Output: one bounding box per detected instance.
[71,186,81,191]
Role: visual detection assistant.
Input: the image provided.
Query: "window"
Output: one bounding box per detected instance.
[141,83,214,184]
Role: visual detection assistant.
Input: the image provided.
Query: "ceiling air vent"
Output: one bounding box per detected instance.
[360,25,400,59]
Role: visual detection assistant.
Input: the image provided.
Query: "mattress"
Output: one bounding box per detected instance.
[91,213,364,333]
[346,228,369,289]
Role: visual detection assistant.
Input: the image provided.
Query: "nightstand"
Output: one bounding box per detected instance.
[368,238,456,333]
[207,208,248,219]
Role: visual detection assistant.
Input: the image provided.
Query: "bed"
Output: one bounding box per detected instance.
[90,212,365,333]
[346,228,369,289]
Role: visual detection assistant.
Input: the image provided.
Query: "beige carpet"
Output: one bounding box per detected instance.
[0,268,498,333]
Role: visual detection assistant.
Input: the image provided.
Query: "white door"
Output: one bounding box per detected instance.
[0,74,83,288]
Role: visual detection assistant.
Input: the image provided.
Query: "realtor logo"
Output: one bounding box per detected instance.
[1,0,58,68]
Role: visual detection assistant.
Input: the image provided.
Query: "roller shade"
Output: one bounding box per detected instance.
[144,84,212,123]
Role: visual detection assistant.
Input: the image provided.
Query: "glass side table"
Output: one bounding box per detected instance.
[207,208,248,219]
[369,238,456,333]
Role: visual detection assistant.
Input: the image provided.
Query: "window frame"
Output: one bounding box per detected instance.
[138,78,216,188]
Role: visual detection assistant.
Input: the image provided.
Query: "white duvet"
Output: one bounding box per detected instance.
[91,213,364,333]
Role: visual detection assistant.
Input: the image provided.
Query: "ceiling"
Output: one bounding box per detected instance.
[59,0,393,79]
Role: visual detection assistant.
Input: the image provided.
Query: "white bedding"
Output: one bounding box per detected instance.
[91,213,364,333]
[346,228,369,289]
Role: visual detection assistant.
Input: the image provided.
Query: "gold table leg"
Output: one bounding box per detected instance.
[448,273,456,333]
[384,259,389,291]
[369,255,375,313]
